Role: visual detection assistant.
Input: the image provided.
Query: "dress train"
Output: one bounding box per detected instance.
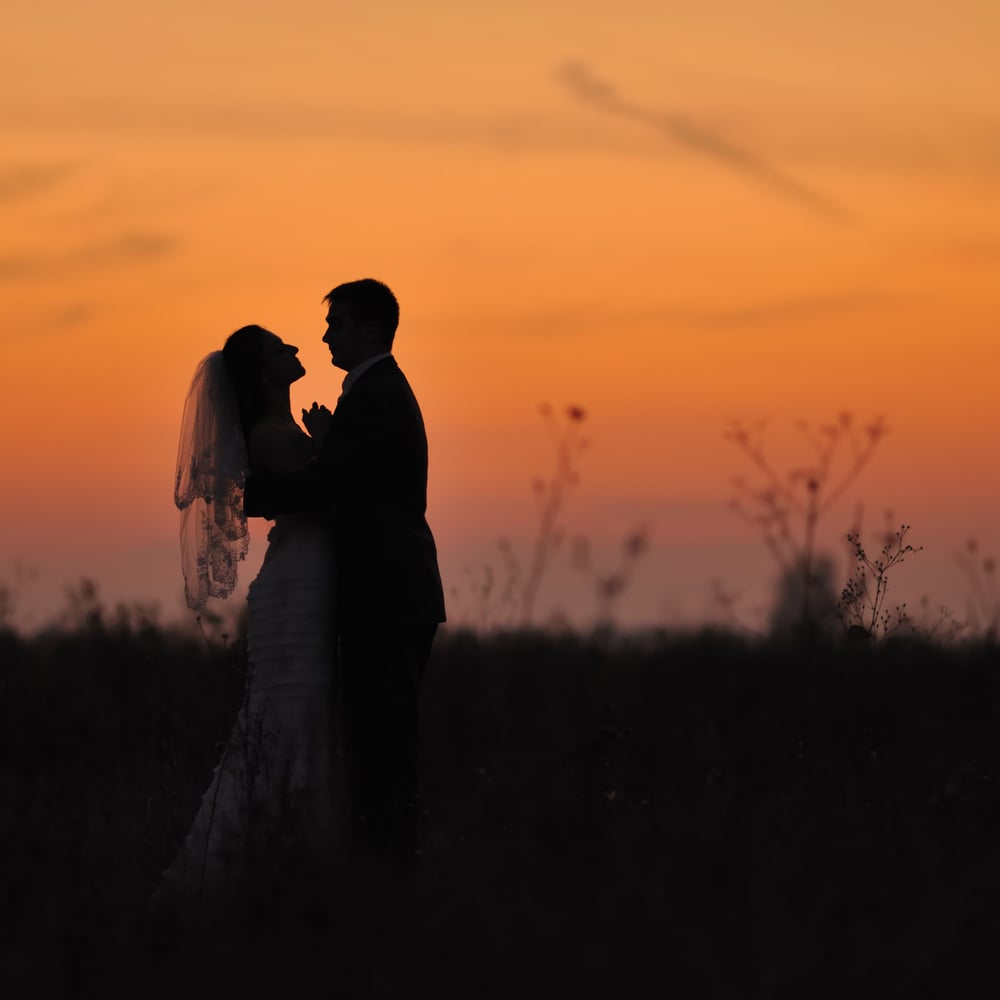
[151,515,339,911]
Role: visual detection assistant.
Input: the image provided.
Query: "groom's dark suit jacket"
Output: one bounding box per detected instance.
[244,357,446,626]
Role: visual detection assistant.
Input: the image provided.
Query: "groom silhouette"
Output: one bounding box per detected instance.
[244,278,446,865]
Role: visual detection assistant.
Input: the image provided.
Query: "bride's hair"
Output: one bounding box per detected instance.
[222,324,272,439]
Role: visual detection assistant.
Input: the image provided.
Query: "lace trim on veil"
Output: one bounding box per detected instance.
[175,351,249,609]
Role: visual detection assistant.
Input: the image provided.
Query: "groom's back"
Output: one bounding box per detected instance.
[328,357,445,625]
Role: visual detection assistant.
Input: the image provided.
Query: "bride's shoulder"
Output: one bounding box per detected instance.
[248,418,314,474]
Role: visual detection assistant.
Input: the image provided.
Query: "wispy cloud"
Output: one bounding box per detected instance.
[50,302,101,327]
[556,62,857,225]
[0,231,178,282]
[946,239,1000,264]
[685,290,884,328]
[4,301,104,343]
[3,93,991,181]
[0,162,78,204]
[1,97,666,154]
[465,289,884,339]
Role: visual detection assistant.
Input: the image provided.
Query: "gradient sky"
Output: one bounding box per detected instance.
[2,0,998,632]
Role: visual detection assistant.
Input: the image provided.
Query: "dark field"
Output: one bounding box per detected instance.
[2,616,1000,998]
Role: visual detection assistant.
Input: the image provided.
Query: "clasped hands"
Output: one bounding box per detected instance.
[302,402,333,447]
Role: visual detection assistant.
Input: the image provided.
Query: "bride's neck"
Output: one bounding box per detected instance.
[260,384,293,421]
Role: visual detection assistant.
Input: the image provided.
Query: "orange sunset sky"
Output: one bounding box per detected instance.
[2,1,998,632]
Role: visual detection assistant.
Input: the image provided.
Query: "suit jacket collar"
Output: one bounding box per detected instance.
[340,353,394,396]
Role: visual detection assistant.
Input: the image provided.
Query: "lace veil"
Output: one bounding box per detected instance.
[174,351,250,610]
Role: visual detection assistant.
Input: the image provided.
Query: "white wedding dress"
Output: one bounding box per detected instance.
[154,511,339,909]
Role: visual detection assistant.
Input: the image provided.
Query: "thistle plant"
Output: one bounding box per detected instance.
[725,412,887,635]
[451,404,589,630]
[571,522,654,629]
[454,403,656,631]
[518,403,590,626]
[838,523,922,640]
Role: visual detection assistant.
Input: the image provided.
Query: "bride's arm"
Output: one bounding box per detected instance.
[243,423,334,516]
[247,423,315,475]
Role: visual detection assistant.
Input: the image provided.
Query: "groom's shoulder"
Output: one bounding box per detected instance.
[370,355,404,381]
[358,357,414,396]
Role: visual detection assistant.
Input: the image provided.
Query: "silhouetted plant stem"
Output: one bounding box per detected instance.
[838,523,922,640]
[956,538,1000,639]
[519,404,588,626]
[725,412,887,635]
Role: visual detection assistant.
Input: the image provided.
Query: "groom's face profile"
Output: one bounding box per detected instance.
[323,300,380,372]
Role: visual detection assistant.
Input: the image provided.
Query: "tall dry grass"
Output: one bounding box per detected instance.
[2,599,1000,997]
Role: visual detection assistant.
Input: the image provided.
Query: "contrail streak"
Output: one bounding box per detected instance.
[557,62,857,224]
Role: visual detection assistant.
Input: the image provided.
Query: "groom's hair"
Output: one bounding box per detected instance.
[324,278,399,350]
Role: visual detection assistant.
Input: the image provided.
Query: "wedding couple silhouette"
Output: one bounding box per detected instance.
[155,278,445,914]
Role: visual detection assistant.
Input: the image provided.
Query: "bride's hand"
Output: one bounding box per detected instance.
[302,402,333,445]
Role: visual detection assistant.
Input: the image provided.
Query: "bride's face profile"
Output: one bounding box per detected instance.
[260,332,306,385]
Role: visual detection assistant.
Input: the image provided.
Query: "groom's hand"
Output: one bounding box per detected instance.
[302,402,333,446]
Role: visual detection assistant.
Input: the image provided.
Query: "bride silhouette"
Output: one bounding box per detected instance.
[150,324,340,915]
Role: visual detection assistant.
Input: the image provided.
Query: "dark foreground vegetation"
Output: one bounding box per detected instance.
[2,611,1000,999]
